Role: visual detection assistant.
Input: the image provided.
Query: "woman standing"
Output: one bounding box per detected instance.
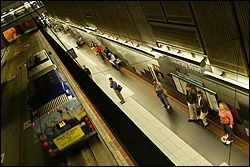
[218,102,234,145]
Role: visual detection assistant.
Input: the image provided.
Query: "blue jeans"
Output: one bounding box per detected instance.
[222,123,233,141]
[158,92,170,106]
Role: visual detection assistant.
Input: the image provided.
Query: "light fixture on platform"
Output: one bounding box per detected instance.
[199,57,207,68]
[220,71,226,78]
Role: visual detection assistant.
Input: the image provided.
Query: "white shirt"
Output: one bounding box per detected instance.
[198,96,201,106]
[110,54,116,62]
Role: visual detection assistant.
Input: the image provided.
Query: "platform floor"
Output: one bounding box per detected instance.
[47,29,249,166]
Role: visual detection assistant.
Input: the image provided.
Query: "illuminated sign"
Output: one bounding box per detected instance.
[56,120,67,129]
[170,57,202,73]
[53,125,85,150]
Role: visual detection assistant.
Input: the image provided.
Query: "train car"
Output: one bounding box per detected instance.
[26,49,57,80]
[27,50,97,156]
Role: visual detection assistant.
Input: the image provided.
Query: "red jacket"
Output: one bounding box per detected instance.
[97,46,101,52]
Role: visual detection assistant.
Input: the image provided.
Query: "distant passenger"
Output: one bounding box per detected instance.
[152,79,171,109]
[196,91,209,128]
[186,83,198,122]
[90,41,98,56]
[95,43,105,60]
[218,102,234,145]
[82,65,92,79]
[109,77,125,104]
[103,46,111,60]
[76,36,83,49]
[108,53,119,70]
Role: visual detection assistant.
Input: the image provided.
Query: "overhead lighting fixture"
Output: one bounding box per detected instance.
[191,52,195,58]
[152,47,201,66]
[167,46,171,51]
[203,71,249,92]
[9,9,13,11]
[220,71,226,78]
[85,27,96,31]
[97,34,157,59]
[199,57,207,68]
[3,12,6,15]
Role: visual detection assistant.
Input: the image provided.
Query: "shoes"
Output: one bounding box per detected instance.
[225,140,233,145]
[188,119,195,122]
[120,101,125,104]
[167,105,170,109]
[204,124,208,129]
[162,105,166,108]
[195,119,200,122]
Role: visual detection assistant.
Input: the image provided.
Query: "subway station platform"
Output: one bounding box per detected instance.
[1,28,249,166]
[46,28,249,166]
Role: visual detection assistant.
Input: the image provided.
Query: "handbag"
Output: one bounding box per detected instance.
[117,85,122,92]
[163,88,168,97]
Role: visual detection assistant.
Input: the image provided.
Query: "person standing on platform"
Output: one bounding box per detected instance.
[152,79,171,109]
[218,102,234,145]
[186,83,198,122]
[82,65,92,79]
[90,41,98,56]
[109,77,125,104]
[103,46,111,60]
[196,91,209,128]
[95,43,105,60]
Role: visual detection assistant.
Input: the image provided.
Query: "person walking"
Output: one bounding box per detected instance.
[218,102,234,145]
[95,43,105,60]
[152,79,171,109]
[109,77,125,104]
[186,83,198,122]
[196,91,209,128]
[82,65,92,79]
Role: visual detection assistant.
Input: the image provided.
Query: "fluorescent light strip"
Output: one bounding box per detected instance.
[153,47,201,63]
[203,71,249,90]
[97,34,158,57]
[85,27,96,31]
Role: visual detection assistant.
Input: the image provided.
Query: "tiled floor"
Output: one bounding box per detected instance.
[48,29,249,166]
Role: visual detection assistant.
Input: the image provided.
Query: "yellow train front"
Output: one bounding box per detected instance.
[32,97,97,156]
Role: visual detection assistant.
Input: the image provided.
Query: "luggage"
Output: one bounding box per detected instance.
[117,85,122,92]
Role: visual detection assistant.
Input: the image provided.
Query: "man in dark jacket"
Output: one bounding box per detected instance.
[196,91,209,128]
[186,84,198,122]
[82,65,92,79]
[103,46,111,60]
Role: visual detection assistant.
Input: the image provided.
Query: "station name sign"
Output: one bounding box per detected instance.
[170,58,203,73]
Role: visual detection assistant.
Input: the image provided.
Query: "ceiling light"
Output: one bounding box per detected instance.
[9,9,13,11]
[203,71,249,91]
[191,52,195,58]
[199,57,207,68]
[167,46,171,51]
[220,71,226,78]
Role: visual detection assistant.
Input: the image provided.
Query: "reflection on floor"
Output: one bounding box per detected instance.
[47,29,249,166]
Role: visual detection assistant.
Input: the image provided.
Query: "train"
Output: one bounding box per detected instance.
[26,49,97,156]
